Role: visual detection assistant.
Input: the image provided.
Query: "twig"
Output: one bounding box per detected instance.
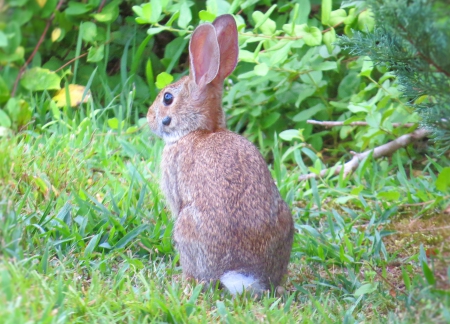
[366,262,419,303]
[299,128,429,181]
[97,0,107,13]
[307,120,416,128]
[156,21,344,41]
[54,38,113,73]
[54,53,88,73]
[138,242,154,254]
[11,0,65,97]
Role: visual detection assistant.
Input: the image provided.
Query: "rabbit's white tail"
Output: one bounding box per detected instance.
[220,271,263,295]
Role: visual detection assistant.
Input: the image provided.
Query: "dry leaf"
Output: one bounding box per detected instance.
[36,0,47,8]
[52,84,91,107]
[52,28,62,42]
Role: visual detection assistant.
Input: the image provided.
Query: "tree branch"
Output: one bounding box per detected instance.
[299,128,429,181]
[11,0,66,97]
[307,120,416,128]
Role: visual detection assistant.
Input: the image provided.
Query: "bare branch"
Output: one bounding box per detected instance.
[307,120,416,128]
[11,0,66,97]
[299,128,429,181]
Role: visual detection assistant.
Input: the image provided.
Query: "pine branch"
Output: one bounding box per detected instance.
[397,24,450,78]
[298,128,429,181]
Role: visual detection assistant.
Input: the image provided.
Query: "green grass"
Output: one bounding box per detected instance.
[1,97,449,323]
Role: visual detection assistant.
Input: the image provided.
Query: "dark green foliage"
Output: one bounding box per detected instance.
[339,0,450,151]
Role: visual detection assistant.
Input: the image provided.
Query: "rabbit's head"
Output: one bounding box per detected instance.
[147,15,239,144]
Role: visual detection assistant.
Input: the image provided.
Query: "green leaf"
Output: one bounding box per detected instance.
[87,45,104,62]
[216,301,229,320]
[114,225,149,249]
[65,1,93,15]
[199,10,216,22]
[150,0,162,23]
[329,9,347,26]
[4,21,20,55]
[126,126,139,134]
[436,167,450,192]
[0,109,11,128]
[40,244,49,274]
[343,116,362,125]
[295,84,316,107]
[422,261,436,286]
[303,26,322,46]
[360,56,374,77]
[0,31,7,47]
[279,129,301,141]
[377,191,401,201]
[146,59,156,99]
[269,41,292,65]
[365,112,382,128]
[155,72,173,89]
[0,76,10,103]
[354,283,378,297]
[300,71,323,84]
[254,63,269,76]
[238,50,255,63]
[84,233,102,257]
[141,2,152,20]
[5,98,31,129]
[401,267,411,291]
[80,21,97,43]
[147,27,166,35]
[132,5,144,20]
[21,67,61,91]
[261,112,280,129]
[338,72,360,98]
[166,11,180,27]
[312,61,338,71]
[358,9,375,32]
[133,3,152,24]
[344,8,357,25]
[178,1,192,29]
[290,24,322,46]
[107,118,120,129]
[50,100,60,120]
[91,0,120,22]
[321,0,332,25]
[293,103,326,122]
[323,28,336,54]
[252,7,277,35]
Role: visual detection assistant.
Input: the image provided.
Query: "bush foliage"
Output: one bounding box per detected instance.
[1,0,417,155]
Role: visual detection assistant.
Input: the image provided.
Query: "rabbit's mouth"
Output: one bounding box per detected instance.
[160,128,188,145]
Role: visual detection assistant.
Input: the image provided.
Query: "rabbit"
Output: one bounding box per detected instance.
[147,14,294,295]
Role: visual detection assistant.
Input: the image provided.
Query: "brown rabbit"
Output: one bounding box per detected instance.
[147,14,294,295]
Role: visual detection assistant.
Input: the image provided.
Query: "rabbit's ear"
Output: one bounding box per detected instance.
[189,24,220,88]
[212,14,239,84]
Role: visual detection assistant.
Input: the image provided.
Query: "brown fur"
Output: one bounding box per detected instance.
[147,14,294,293]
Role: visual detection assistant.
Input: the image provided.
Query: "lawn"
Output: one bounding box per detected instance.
[0,98,449,323]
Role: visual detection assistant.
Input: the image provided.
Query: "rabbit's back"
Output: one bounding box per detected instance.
[161,129,294,291]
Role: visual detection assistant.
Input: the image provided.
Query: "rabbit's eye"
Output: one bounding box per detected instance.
[163,92,174,106]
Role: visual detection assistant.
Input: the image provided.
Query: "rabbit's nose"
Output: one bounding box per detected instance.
[162,116,172,126]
